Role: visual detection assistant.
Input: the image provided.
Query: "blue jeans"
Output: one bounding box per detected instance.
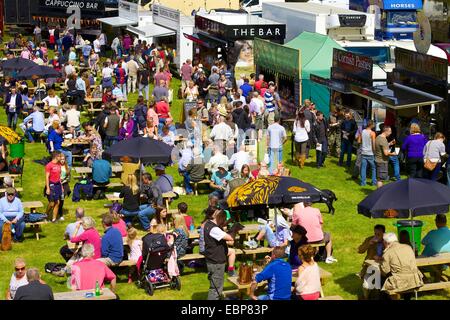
[258,224,277,247]
[7,112,18,130]
[57,149,72,169]
[389,155,401,181]
[25,128,43,142]
[104,136,118,149]
[360,155,376,186]
[258,294,271,300]
[316,140,328,167]
[269,148,283,174]
[121,205,156,231]
[182,171,193,194]
[425,163,442,181]
[0,216,26,241]
[210,190,225,200]
[339,139,353,167]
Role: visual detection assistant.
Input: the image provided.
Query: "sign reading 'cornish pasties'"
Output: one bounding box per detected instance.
[38,0,105,16]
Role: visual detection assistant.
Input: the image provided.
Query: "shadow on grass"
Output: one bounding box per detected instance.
[334,274,362,298]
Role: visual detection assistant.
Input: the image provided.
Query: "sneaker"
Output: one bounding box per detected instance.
[244,240,258,249]
[59,216,65,221]
[257,218,268,225]
[325,256,338,264]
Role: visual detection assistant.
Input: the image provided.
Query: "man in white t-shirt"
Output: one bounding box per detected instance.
[93,36,101,55]
[250,91,265,139]
[206,145,229,174]
[66,105,81,130]
[267,115,287,174]
[210,116,233,152]
[229,144,250,172]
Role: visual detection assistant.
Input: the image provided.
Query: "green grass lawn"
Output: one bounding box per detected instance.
[1,37,449,300]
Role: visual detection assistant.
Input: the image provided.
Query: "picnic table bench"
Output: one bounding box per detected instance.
[190,179,212,195]
[22,201,46,240]
[0,187,23,194]
[0,173,22,186]
[54,288,116,300]
[74,165,123,178]
[178,247,273,262]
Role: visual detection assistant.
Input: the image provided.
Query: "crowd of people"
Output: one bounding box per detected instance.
[2,25,450,302]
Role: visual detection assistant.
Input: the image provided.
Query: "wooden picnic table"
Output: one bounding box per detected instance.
[22,201,46,240]
[62,139,90,147]
[74,165,123,175]
[226,267,332,299]
[68,237,129,250]
[54,288,116,300]
[365,253,450,294]
[187,224,264,240]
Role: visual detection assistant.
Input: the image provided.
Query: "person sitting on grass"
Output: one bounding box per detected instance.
[249,246,292,300]
[98,213,124,267]
[295,245,322,300]
[357,224,385,300]
[380,232,424,300]
[70,243,117,292]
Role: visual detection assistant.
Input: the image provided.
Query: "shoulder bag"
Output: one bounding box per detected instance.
[424,141,438,171]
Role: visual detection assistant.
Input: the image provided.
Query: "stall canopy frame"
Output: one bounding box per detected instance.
[351,82,444,110]
[97,16,136,27]
[127,23,175,39]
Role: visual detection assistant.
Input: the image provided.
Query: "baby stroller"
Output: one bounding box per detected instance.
[137,233,181,296]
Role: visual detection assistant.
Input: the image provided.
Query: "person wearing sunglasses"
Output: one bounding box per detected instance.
[6,258,28,300]
[0,187,25,242]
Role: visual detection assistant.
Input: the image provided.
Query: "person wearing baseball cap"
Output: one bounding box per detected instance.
[154,164,174,194]
[209,164,232,200]
[0,187,25,243]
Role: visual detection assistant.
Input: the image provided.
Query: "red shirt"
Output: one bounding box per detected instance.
[183,215,194,229]
[45,161,61,184]
[113,219,127,237]
[70,258,116,290]
[156,101,170,119]
[70,228,102,259]
[255,80,264,92]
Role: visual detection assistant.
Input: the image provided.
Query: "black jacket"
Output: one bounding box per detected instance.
[14,281,54,300]
[236,109,251,131]
[312,118,329,144]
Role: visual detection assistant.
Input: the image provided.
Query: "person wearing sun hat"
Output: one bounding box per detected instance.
[209,165,232,200]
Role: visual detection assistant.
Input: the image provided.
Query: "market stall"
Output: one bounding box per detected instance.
[185,10,285,81]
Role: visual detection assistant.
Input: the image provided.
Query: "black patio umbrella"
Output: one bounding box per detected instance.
[1,57,37,71]
[358,178,450,219]
[227,176,322,208]
[17,65,61,80]
[103,137,173,164]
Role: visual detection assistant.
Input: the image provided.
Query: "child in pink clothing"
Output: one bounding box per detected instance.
[111,211,127,237]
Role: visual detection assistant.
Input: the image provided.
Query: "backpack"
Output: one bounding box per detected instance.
[24,213,48,223]
[9,158,22,174]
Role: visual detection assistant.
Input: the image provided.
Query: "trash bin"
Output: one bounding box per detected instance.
[394,220,424,253]
[9,141,25,158]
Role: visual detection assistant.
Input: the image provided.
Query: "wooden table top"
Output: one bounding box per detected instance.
[54,288,116,300]
[74,165,123,174]
[22,201,44,209]
[85,97,103,103]
[62,139,90,147]
[366,252,450,268]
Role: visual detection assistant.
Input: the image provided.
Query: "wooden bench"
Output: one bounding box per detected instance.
[0,187,23,194]
[93,182,123,189]
[0,173,22,186]
[190,179,212,195]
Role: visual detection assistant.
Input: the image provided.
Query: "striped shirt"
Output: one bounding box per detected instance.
[264,91,275,112]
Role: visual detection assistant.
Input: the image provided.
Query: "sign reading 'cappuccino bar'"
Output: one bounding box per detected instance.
[36,0,105,17]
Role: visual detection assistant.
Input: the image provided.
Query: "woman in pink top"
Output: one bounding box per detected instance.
[295,245,322,300]
[70,217,102,259]
[147,101,159,125]
[111,211,127,237]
